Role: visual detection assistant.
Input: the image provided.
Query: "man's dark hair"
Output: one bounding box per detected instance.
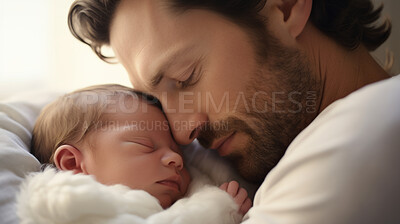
[68,0,391,62]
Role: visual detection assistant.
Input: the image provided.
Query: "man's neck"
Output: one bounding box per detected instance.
[300,24,390,113]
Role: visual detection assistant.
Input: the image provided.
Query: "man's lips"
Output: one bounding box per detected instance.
[157,176,181,192]
[210,132,236,156]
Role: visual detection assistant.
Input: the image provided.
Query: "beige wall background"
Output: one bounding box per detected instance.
[372,0,400,75]
[0,0,398,100]
[0,0,130,100]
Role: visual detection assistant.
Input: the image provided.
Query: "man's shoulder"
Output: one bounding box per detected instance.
[323,74,400,125]
[249,76,400,224]
[335,74,400,122]
[289,74,400,155]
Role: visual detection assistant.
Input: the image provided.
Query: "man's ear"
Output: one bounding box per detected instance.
[262,0,312,41]
[54,145,86,174]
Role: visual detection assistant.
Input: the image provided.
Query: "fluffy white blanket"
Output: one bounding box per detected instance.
[17,142,257,224]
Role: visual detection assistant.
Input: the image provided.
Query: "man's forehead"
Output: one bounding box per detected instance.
[110,0,165,86]
[128,44,199,90]
[110,0,208,90]
[110,0,161,58]
[111,0,248,92]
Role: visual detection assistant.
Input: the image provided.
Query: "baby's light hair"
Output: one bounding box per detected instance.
[31,84,161,164]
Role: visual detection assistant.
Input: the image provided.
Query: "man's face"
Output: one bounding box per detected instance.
[110,0,319,183]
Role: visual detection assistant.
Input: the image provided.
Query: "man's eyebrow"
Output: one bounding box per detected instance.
[149,45,197,88]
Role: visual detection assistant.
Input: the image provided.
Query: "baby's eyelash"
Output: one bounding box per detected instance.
[129,140,155,150]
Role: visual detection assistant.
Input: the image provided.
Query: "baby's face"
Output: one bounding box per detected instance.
[80,100,191,208]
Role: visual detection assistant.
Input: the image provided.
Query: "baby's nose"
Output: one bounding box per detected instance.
[161,148,184,170]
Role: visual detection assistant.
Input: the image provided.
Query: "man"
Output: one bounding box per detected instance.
[68,0,400,223]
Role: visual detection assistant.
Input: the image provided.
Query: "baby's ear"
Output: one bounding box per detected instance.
[54,145,86,174]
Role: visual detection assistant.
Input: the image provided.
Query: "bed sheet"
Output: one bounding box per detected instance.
[0,91,63,224]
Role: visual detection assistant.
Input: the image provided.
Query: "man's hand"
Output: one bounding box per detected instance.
[220,181,252,215]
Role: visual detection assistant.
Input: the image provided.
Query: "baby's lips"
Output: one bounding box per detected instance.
[157,175,182,192]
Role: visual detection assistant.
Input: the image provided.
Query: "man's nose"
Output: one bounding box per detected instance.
[161,148,184,170]
[166,112,208,145]
[157,91,209,145]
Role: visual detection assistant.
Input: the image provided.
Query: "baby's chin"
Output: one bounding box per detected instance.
[156,192,186,208]
[158,196,175,209]
[152,181,190,208]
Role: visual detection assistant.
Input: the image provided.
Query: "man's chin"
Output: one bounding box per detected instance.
[225,152,267,184]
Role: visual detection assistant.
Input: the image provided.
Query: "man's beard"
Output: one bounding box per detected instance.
[197,43,321,184]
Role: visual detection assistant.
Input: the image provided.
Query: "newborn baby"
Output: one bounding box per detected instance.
[17,84,252,223]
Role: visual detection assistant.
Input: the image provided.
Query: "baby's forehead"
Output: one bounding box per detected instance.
[70,88,167,128]
[70,88,161,111]
[83,90,157,112]
[93,98,170,135]
[100,92,163,114]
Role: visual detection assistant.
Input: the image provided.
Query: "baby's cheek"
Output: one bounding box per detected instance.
[181,168,191,195]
